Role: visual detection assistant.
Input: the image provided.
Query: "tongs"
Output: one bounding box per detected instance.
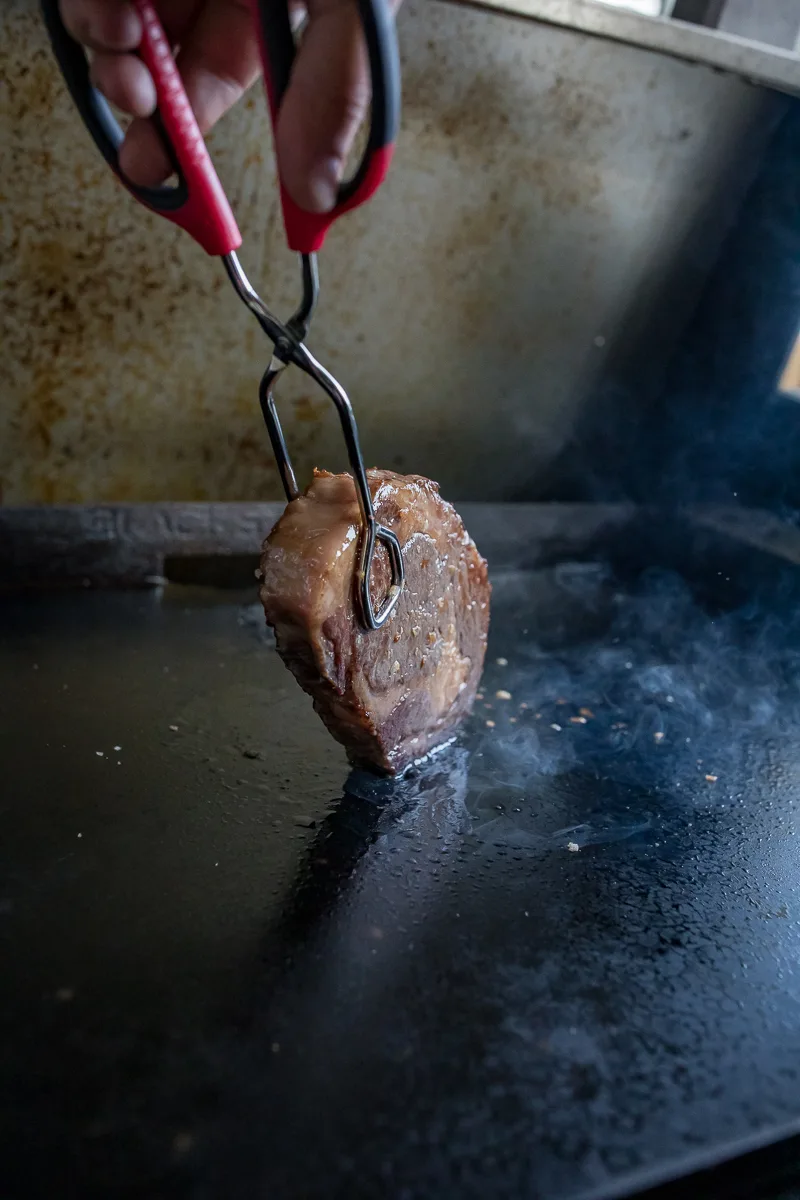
[40,0,404,630]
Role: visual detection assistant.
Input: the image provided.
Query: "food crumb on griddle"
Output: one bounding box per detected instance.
[485,720,496,728]
[705,774,718,783]
[567,842,580,852]
[496,657,508,666]
[169,724,179,732]
[579,707,594,719]
[570,716,587,725]
[654,732,665,743]
[172,1133,195,1157]
[495,689,512,701]
[551,723,562,732]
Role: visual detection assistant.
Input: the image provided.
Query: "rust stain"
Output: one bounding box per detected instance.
[241,151,264,169]
[403,25,615,162]
[437,73,512,147]
[5,49,60,122]
[292,394,327,424]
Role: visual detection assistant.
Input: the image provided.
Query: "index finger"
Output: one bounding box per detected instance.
[59,0,142,51]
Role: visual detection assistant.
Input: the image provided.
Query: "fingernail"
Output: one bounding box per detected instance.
[304,157,341,213]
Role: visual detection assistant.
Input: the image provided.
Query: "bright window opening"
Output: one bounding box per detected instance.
[779,331,800,400]
[593,0,665,13]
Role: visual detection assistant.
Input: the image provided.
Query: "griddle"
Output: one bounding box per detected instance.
[3,502,800,1200]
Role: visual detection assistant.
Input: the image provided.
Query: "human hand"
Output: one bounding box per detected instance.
[58,0,391,213]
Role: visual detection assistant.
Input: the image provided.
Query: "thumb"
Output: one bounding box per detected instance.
[275,0,371,214]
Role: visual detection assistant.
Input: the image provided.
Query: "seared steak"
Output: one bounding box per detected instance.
[258,469,490,773]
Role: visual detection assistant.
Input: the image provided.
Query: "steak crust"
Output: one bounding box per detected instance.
[258,469,491,773]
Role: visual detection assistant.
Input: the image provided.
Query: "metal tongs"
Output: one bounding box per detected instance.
[40,0,404,630]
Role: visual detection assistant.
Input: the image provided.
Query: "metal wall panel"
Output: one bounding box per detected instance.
[0,0,784,501]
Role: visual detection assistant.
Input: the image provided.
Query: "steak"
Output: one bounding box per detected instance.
[258,469,491,773]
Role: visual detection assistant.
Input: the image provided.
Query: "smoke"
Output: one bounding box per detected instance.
[461,556,800,846]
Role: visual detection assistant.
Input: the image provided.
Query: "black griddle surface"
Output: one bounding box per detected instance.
[3,561,800,1200]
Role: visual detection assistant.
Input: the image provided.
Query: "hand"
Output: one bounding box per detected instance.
[58,0,387,213]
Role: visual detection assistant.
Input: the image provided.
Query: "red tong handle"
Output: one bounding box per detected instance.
[41,0,241,256]
[251,0,401,254]
[132,0,242,254]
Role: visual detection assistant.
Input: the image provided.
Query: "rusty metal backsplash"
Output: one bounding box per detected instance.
[0,0,781,503]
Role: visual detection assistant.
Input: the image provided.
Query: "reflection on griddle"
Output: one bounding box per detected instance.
[261,750,470,966]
